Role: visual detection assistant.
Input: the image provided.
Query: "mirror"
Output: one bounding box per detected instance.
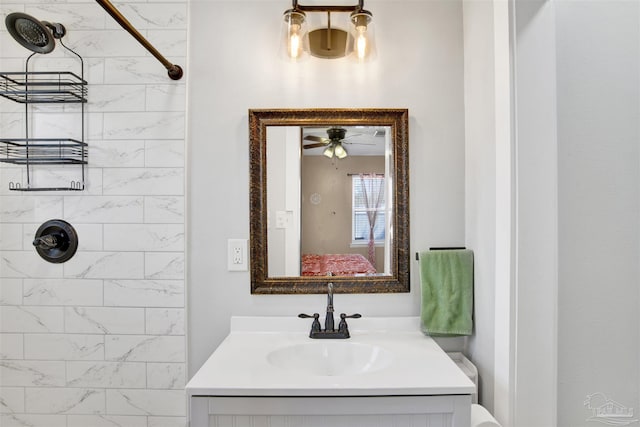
[249,109,410,294]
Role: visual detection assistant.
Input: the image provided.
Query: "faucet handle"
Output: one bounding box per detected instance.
[298,313,321,333]
[338,313,362,336]
[340,313,362,319]
[298,313,319,319]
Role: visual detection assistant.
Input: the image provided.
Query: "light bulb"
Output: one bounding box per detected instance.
[289,25,302,58]
[283,10,307,60]
[355,26,368,60]
[350,11,374,61]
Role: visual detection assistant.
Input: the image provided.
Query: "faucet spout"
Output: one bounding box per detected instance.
[325,282,334,331]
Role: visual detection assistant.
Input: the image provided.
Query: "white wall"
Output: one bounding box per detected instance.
[555,1,639,425]
[462,0,497,412]
[462,0,514,421]
[512,0,640,425]
[187,0,468,374]
[0,1,188,426]
[511,1,559,425]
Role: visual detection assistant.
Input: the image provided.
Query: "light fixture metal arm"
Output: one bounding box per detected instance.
[291,0,365,13]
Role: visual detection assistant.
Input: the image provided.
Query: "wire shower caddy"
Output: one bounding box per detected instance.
[0,39,88,191]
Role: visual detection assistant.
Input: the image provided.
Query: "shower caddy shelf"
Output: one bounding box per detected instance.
[0,49,88,192]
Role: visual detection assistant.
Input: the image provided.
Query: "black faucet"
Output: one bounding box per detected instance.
[299,282,361,339]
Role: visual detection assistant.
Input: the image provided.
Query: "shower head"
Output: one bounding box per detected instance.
[5,12,66,54]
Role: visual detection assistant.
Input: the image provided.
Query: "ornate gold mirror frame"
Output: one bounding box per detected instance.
[249,108,410,294]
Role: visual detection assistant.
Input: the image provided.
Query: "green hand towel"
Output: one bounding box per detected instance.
[419,249,473,337]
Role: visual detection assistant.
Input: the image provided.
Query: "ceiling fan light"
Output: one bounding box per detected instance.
[334,143,347,159]
[323,144,335,158]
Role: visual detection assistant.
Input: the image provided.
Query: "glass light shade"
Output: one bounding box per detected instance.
[334,143,347,159]
[350,11,376,61]
[323,144,335,158]
[281,10,309,60]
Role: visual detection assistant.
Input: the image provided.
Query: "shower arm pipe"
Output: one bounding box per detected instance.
[95,0,183,80]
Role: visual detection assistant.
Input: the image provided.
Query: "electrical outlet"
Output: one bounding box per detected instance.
[228,239,248,271]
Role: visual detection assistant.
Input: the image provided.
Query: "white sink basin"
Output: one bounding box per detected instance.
[266,341,393,376]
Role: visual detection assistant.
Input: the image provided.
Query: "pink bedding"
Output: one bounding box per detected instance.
[301,253,376,276]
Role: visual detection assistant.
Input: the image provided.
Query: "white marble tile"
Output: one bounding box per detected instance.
[90,140,145,168]
[0,197,63,223]
[104,58,176,84]
[105,335,185,362]
[64,307,145,335]
[28,4,106,30]
[0,224,23,250]
[63,252,144,279]
[0,169,23,197]
[106,389,186,416]
[25,387,105,414]
[105,280,184,308]
[146,363,185,389]
[0,334,24,360]
[64,196,144,224]
[24,334,104,361]
[87,85,146,113]
[66,361,146,388]
[0,112,23,138]
[0,279,22,305]
[145,31,188,57]
[67,415,147,427]
[103,224,184,252]
[72,223,104,251]
[30,112,83,140]
[86,58,106,85]
[103,168,184,196]
[148,416,187,427]
[0,306,64,333]
[0,387,24,414]
[68,30,150,58]
[0,413,66,427]
[0,251,63,279]
[144,196,184,223]
[103,3,187,30]
[146,85,186,112]
[24,167,94,194]
[145,253,184,280]
[145,140,185,167]
[86,112,106,141]
[23,278,103,306]
[145,308,185,335]
[103,112,185,140]
[0,360,66,386]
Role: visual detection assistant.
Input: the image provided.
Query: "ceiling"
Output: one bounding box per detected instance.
[301,125,388,156]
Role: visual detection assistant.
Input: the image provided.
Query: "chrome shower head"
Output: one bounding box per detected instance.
[5,12,66,54]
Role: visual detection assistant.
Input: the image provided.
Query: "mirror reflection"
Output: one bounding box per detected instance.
[267,125,393,278]
[249,109,409,294]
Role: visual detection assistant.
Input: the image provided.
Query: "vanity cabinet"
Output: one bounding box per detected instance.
[192,395,471,427]
[187,317,474,427]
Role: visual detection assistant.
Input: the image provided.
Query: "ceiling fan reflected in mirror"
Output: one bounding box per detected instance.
[303,127,377,159]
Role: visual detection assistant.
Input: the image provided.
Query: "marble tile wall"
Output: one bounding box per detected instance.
[0,1,187,426]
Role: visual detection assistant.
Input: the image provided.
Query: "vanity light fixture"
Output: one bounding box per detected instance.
[281,0,376,61]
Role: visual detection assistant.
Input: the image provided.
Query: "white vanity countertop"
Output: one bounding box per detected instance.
[186,316,475,397]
